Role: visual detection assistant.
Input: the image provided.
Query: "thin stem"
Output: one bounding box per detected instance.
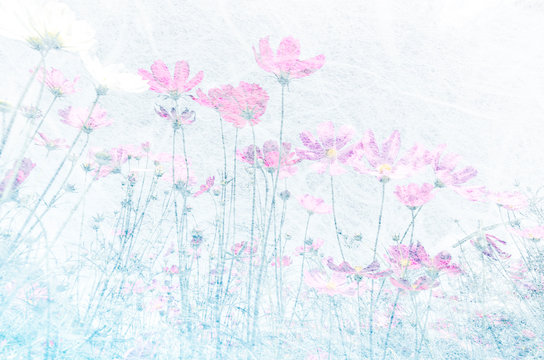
[330,175,345,261]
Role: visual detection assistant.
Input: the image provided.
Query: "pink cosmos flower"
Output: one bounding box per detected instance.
[253,36,325,85]
[390,275,436,292]
[194,176,215,197]
[510,225,544,241]
[326,257,392,279]
[394,183,434,208]
[192,85,235,111]
[432,145,477,187]
[232,241,258,256]
[138,60,203,98]
[155,106,195,128]
[238,140,300,178]
[219,82,269,128]
[303,270,356,297]
[298,194,332,214]
[0,158,35,196]
[385,244,422,275]
[88,147,129,178]
[36,67,78,97]
[487,191,528,211]
[34,132,69,151]
[296,121,357,176]
[471,233,511,260]
[352,130,431,182]
[410,244,462,276]
[270,256,292,267]
[59,105,112,133]
[158,154,196,187]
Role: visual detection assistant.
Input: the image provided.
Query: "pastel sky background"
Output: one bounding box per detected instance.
[1,0,543,258]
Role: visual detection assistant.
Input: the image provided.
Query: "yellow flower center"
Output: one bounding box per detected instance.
[400,258,410,268]
[354,266,363,272]
[326,281,336,290]
[377,163,392,174]
[326,148,337,158]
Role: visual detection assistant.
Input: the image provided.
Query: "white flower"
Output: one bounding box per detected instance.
[0,0,96,53]
[81,54,148,93]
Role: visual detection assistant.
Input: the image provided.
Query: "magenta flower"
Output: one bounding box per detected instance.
[411,244,462,276]
[219,82,269,128]
[238,140,300,178]
[385,244,422,275]
[510,225,544,241]
[487,191,528,211]
[194,176,215,197]
[253,36,325,85]
[296,121,357,176]
[192,85,235,111]
[352,130,431,182]
[394,183,434,208]
[138,60,203,99]
[303,270,356,297]
[298,194,332,214]
[36,67,78,97]
[0,158,35,196]
[326,257,392,279]
[59,105,112,133]
[34,132,69,151]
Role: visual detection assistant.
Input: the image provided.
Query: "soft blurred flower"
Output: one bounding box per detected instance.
[0,158,35,196]
[59,105,112,133]
[253,36,325,85]
[34,132,69,151]
[36,67,78,97]
[270,256,292,267]
[160,154,196,188]
[304,270,356,296]
[352,130,431,182]
[194,176,214,197]
[82,54,147,93]
[394,182,434,208]
[298,194,332,214]
[510,225,544,241]
[216,82,269,128]
[471,233,511,260]
[385,244,422,275]
[155,106,195,128]
[138,60,203,99]
[326,257,391,280]
[296,121,356,176]
[487,190,528,211]
[0,0,96,53]
[238,140,300,178]
[390,275,436,292]
[192,85,234,111]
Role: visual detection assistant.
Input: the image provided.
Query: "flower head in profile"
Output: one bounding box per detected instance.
[471,234,511,260]
[304,270,356,297]
[0,158,35,197]
[59,105,112,133]
[253,36,325,85]
[36,67,78,97]
[510,225,544,242]
[218,82,269,128]
[394,183,434,209]
[487,191,528,211]
[155,106,196,128]
[296,121,357,176]
[0,0,96,53]
[82,54,147,93]
[192,85,234,111]
[34,132,69,151]
[138,60,203,99]
[194,176,215,197]
[238,140,300,178]
[352,130,431,182]
[326,257,391,280]
[298,194,332,214]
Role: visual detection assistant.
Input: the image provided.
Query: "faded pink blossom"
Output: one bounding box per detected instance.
[326,257,392,279]
[253,36,325,84]
[59,105,112,133]
[296,121,357,175]
[304,270,356,297]
[0,158,35,196]
[385,244,422,275]
[270,256,292,267]
[471,233,511,260]
[192,85,235,111]
[194,176,215,197]
[163,265,179,274]
[159,154,196,187]
[232,241,258,256]
[390,275,436,292]
[432,144,477,188]
[138,60,203,98]
[34,132,69,151]
[295,238,324,255]
[298,194,332,214]
[238,140,300,178]
[352,130,431,182]
[394,182,434,208]
[411,244,462,276]
[36,67,79,97]
[216,82,269,128]
[487,191,528,211]
[510,225,544,241]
